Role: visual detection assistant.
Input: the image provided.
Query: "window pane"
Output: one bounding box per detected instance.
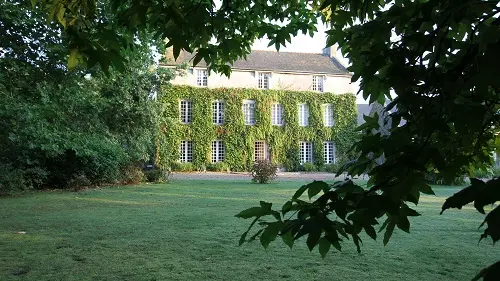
[272,103,283,126]
[255,141,266,161]
[243,100,256,125]
[180,140,193,162]
[197,70,208,86]
[180,100,192,123]
[212,100,224,124]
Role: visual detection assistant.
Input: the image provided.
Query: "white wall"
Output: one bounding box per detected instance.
[167,67,353,94]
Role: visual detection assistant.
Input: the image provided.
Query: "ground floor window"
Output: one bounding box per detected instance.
[300,141,313,164]
[254,141,267,161]
[323,141,336,164]
[179,140,193,162]
[211,140,225,163]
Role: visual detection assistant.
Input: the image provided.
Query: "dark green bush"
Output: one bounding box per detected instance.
[206,162,229,172]
[144,169,165,183]
[323,163,338,173]
[302,163,317,172]
[172,162,195,172]
[251,160,277,184]
[121,166,145,184]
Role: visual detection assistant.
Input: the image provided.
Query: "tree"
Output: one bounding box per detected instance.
[31,0,500,279]
[0,0,177,192]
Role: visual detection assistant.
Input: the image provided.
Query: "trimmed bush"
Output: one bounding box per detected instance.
[251,160,278,184]
[302,163,317,172]
[172,162,195,172]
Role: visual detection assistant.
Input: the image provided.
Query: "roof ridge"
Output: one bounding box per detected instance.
[250,49,325,55]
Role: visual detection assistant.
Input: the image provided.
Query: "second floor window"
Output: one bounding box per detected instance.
[298,103,309,126]
[179,140,193,162]
[258,72,271,89]
[212,100,225,125]
[243,100,256,125]
[271,103,284,126]
[197,69,208,86]
[180,100,192,124]
[322,104,334,127]
[312,75,324,92]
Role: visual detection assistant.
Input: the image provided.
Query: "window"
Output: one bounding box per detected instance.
[300,141,313,164]
[323,142,336,164]
[211,140,225,163]
[212,100,225,125]
[312,75,324,92]
[258,72,271,89]
[179,140,193,162]
[254,141,267,161]
[243,100,256,125]
[196,69,208,86]
[322,104,334,127]
[271,103,284,126]
[298,103,309,126]
[180,100,192,124]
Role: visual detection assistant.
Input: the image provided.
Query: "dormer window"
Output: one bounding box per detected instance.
[312,75,324,92]
[258,72,271,89]
[196,69,208,86]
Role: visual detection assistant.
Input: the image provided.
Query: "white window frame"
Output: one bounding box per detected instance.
[298,103,309,127]
[180,100,192,124]
[196,69,208,86]
[242,99,256,125]
[179,140,193,162]
[300,141,313,164]
[322,103,334,127]
[212,100,225,125]
[271,103,284,126]
[254,141,267,162]
[211,140,225,163]
[323,141,336,164]
[258,72,271,89]
[312,75,324,92]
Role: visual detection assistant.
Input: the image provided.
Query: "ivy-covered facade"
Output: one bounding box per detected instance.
[157,85,358,172]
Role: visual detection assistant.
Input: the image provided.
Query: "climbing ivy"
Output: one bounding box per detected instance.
[157,85,357,172]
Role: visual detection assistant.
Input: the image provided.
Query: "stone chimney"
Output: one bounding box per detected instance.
[322,44,338,58]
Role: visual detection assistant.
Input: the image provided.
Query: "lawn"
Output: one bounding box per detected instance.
[0,179,498,281]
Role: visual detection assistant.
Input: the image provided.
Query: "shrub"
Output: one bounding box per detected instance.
[302,163,317,172]
[251,160,277,184]
[491,166,500,177]
[471,168,493,179]
[323,163,338,173]
[121,166,145,184]
[144,168,166,183]
[206,162,229,172]
[425,171,467,186]
[171,162,195,172]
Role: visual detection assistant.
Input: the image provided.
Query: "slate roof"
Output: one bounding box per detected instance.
[164,50,350,75]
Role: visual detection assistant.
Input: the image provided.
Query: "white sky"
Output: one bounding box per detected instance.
[251,24,366,103]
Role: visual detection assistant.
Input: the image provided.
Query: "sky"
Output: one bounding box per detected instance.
[251,24,366,103]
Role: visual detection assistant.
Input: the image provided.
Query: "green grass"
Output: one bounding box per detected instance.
[0,179,498,281]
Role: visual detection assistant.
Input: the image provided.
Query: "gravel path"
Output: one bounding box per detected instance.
[170,171,353,182]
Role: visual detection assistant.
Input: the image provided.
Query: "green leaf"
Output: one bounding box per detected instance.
[419,184,435,195]
[318,237,331,258]
[239,231,248,246]
[292,185,308,200]
[364,224,377,240]
[260,222,282,248]
[396,216,410,233]
[235,207,263,219]
[68,49,79,71]
[281,230,294,249]
[383,219,396,246]
[306,224,322,251]
[307,181,328,199]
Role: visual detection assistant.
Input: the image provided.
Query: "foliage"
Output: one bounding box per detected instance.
[31,0,500,278]
[301,163,317,172]
[0,0,176,193]
[322,163,338,173]
[144,168,166,183]
[206,162,230,172]
[171,162,196,172]
[251,160,278,184]
[157,85,357,172]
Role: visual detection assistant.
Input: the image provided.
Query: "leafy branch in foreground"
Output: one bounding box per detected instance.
[236,180,422,257]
